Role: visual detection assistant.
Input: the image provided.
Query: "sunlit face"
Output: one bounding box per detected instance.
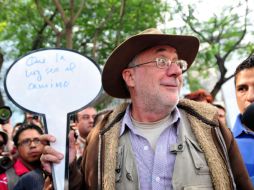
[123,45,183,112]
[76,107,97,138]
[235,68,254,114]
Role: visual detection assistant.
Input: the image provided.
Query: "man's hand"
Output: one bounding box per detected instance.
[40,130,77,173]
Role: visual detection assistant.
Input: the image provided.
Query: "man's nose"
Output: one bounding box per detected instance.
[247,87,254,102]
[89,116,94,122]
[165,63,182,77]
[30,141,37,147]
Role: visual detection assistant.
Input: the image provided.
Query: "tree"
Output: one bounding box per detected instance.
[0,0,169,108]
[171,0,254,98]
[35,0,85,49]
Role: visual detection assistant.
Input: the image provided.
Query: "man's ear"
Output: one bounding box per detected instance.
[122,69,135,87]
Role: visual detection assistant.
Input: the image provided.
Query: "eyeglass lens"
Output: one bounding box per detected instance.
[18,138,41,146]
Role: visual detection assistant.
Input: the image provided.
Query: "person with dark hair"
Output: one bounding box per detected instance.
[232,54,254,184]
[70,107,97,163]
[0,124,44,190]
[41,28,253,189]
[73,107,97,140]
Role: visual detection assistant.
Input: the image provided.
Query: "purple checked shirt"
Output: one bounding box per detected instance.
[120,105,180,190]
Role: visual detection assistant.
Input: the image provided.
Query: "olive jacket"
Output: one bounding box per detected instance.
[69,99,253,190]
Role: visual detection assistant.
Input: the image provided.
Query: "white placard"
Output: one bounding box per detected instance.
[4,48,102,190]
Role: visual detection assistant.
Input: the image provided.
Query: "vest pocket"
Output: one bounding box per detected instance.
[115,144,137,189]
[186,137,210,175]
[125,148,135,182]
[115,145,124,183]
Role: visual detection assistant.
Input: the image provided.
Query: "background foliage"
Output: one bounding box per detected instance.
[0,0,254,115]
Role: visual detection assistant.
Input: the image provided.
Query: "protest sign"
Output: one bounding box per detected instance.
[4,48,102,189]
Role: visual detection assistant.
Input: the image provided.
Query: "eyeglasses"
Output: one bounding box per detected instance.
[17,138,41,147]
[128,57,188,71]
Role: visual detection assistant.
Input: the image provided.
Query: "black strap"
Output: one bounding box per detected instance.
[6,167,20,190]
[178,104,218,127]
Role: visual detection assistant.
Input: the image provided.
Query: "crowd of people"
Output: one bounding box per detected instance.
[0,106,106,190]
[0,28,253,189]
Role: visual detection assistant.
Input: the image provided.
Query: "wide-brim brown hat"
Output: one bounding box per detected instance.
[102,28,199,99]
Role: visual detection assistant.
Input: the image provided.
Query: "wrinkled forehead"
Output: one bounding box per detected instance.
[78,107,97,116]
[18,129,41,141]
[137,45,178,58]
[235,68,254,85]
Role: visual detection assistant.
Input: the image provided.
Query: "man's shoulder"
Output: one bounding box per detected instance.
[12,159,30,176]
[18,168,43,182]
[178,99,218,121]
[97,103,128,128]
[88,103,128,138]
[232,115,243,133]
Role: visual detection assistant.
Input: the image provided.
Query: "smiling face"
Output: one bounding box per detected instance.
[235,68,254,114]
[122,45,183,120]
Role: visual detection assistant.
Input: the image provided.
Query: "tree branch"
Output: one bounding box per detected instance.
[35,0,60,34]
[53,0,67,23]
[223,2,248,59]
[70,0,74,21]
[115,0,126,45]
[92,5,116,58]
[181,6,210,43]
[72,0,85,23]
[32,8,57,50]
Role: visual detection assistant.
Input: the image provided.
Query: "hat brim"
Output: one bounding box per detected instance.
[102,33,199,99]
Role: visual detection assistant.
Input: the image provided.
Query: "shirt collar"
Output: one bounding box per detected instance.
[120,104,181,137]
[233,114,248,137]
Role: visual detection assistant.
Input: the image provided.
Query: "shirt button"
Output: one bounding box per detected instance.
[144,146,149,150]
[178,144,183,150]
[126,172,133,181]
[155,176,160,182]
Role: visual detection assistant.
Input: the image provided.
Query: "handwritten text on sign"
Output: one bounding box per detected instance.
[5,49,102,114]
[4,49,102,190]
[25,54,79,90]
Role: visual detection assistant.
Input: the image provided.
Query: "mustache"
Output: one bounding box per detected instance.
[161,78,181,86]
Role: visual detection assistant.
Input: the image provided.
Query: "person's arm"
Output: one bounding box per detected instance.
[69,159,83,190]
[218,122,254,190]
[39,134,64,173]
[40,131,84,190]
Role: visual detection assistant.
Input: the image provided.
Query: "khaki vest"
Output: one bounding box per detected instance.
[115,110,213,189]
